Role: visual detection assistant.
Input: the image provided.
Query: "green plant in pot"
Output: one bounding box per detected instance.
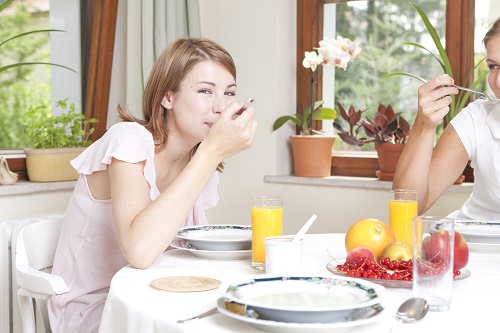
[385,2,488,128]
[23,99,97,182]
[333,102,410,180]
[273,36,360,177]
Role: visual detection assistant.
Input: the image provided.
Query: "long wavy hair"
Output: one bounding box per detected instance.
[118,38,236,171]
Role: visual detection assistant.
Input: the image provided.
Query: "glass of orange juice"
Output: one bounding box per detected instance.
[251,196,283,270]
[389,189,418,246]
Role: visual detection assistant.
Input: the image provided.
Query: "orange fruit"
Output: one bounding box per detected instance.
[345,218,395,259]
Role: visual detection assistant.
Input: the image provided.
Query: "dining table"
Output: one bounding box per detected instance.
[98,233,500,333]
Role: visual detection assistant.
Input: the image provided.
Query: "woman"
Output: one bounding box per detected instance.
[47,38,257,333]
[393,18,500,220]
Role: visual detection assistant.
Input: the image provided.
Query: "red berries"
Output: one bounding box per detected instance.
[336,256,460,282]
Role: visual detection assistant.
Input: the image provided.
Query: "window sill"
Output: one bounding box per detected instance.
[0,180,76,197]
[264,175,473,193]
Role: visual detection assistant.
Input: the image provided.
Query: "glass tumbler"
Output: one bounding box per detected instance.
[251,196,283,270]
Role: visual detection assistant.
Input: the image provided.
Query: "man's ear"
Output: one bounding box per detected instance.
[161,92,174,109]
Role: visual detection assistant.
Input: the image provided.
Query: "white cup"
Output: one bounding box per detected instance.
[264,235,304,275]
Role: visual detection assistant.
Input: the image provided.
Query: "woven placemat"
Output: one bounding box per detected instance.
[150,276,221,292]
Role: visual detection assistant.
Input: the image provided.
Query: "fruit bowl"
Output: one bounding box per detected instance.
[326,259,471,288]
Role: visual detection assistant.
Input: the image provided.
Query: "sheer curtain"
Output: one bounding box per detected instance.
[125,0,201,118]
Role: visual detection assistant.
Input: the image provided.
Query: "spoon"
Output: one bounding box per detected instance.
[292,214,318,243]
[389,297,429,332]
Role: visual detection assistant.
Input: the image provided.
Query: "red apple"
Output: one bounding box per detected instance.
[421,231,469,271]
[454,231,469,271]
[346,247,376,263]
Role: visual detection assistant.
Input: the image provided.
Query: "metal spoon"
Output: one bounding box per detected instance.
[389,297,429,332]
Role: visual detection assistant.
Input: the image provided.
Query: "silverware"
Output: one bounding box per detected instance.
[176,307,218,323]
[388,297,429,332]
[452,84,500,103]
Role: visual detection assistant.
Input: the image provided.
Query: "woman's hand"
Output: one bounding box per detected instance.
[203,101,258,161]
[416,74,459,129]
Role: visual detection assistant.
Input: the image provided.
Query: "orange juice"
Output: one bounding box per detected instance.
[251,206,283,268]
[389,200,418,246]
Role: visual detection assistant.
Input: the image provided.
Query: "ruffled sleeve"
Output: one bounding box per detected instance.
[71,122,159,200]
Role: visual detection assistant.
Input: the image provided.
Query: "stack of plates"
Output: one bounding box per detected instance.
[455,221,500,252]
[171,224,252,260]
[217,276,386,333]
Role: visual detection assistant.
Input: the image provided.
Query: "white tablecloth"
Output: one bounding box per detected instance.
[99,234,500,333]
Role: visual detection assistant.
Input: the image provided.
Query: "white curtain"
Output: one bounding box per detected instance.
[125,0,201,118]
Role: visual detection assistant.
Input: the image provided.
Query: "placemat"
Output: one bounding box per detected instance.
[150,276,221,292]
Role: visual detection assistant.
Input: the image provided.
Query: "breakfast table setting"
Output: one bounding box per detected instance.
[98,226,500,333]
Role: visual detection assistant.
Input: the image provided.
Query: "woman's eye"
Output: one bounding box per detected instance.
[488,64,499,71]
[198,89,212,94]
[225,91,236,97]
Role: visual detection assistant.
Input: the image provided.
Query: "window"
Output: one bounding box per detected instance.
[1,0,117,180]
[0,0,52,149]
[297,0,476,176]
[321,1,445,152]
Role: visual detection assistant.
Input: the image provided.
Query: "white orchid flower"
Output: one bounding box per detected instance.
[302,51,324,72]
[317,36,360,70]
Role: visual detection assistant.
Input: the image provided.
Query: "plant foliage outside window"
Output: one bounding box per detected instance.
[0,2,51,148]
[329,0,445,151]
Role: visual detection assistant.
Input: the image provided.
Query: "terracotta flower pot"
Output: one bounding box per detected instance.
[290,135,335,177]
[375,143,405,181]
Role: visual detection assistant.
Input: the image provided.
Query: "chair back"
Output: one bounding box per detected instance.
[15,217,68,333]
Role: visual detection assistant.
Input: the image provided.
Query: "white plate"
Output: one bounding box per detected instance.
[455,221,500,244]
[176,224,252,251]
[216,298,385,333]
[219,276,384,323]
[326,260,471,288]
[170,239,251,260]
[467,241,500,253]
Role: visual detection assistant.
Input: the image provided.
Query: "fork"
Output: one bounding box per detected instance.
[176,307,218,323]
[452,85,500,103]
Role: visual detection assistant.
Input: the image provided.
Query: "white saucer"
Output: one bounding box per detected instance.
[170,239,251,260]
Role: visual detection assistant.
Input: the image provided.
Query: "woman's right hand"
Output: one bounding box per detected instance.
[417,74,459,129]
[202,101,258,161]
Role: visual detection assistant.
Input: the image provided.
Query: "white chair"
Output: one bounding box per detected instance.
[15,217,68,333]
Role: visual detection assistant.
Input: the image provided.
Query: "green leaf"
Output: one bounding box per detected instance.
[0,62,76,74]
[272,115,301,131]
[313,107,337,120]
[0,29,65,48]
[384,71,427,83]
[402,41,445,70]
[0,0,14,12]
[412,2,453,77]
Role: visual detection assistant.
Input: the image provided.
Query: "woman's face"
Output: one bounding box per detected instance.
[167,60,236,143]
[487,35,500,98]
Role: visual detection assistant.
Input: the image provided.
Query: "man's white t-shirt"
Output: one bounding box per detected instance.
[450,100,500,221]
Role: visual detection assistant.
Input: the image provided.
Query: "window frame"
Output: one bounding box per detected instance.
[2,0,117,180]
[296,0,475,177]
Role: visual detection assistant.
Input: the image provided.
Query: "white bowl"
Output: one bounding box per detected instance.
[219,275,384,323]
[176,224,251,251]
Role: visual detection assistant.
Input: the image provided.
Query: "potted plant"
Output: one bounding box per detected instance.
[384,3,487,183]
[333,102,410,180]
[385,3,488,128]
[23,99,97,182]
[273,36,360,177]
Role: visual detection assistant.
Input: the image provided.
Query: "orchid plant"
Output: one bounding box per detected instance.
[273,36,361,135]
